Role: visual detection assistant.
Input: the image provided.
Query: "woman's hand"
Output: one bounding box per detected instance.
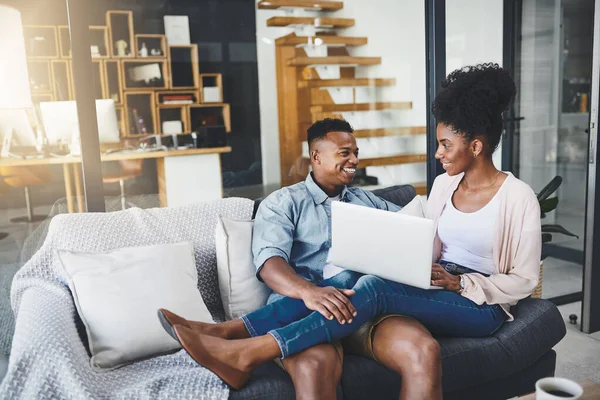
[431,264,461,292]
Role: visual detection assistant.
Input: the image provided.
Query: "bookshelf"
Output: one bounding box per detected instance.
[24,9,231,138]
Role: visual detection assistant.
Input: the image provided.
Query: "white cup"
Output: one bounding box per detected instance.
[535,377,583,399]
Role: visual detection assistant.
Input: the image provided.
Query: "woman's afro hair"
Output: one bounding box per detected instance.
[432,63,516,152]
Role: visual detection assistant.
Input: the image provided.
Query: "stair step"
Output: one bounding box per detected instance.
[276,34,367,46]
[311,102,412,113]
[258,0,343,11]
[353,126,427,138]
[267,16,355,28]
[300,78,396,88]
[359,154,427,168]
[288,56,381,67]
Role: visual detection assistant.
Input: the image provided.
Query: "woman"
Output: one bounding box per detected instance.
[158,63,541,390]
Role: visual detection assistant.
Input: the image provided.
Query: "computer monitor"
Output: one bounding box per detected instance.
[39,99,121,145]
[0,109,37,147]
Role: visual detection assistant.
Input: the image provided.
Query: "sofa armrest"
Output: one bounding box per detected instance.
[1,286,92,396]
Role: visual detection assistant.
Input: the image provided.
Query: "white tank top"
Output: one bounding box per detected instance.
[437,186,504,276]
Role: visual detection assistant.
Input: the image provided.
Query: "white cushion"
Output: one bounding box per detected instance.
[57,242,213,371]
[397,195,427,218]
[216,216,270,320]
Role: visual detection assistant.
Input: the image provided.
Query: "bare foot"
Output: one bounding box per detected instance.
[173,325,254,390]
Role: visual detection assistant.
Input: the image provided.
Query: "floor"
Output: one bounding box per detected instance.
[1,194,600,388]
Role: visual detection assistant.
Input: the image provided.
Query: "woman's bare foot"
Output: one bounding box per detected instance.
[158,309,249,340]
[173,325,279,390]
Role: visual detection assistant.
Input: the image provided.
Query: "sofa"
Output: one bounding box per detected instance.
[237,184,567,400]
[0,185,566,400]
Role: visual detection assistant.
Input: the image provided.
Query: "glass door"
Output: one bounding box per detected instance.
[506,0,595,302]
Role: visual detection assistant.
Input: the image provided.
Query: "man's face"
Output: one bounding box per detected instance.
[311,131,359,186]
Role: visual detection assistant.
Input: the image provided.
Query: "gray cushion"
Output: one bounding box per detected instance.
[439,298,565,392]
[372,184,417,207]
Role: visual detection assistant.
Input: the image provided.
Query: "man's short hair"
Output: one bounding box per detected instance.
[307,118,354,151]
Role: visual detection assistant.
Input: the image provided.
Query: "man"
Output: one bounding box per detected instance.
[252,118,442,400]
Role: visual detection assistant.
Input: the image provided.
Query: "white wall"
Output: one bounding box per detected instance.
[255,0,504,187]
[446,0,504,169]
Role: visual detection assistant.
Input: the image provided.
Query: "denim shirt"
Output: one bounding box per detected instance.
[252,173,401,283]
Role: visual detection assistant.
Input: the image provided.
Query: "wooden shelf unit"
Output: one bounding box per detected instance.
[50,59,73,101]
[157,105,190,134]
[200,73,223,103]
[168,45,200,90]
[23,25,59,59]
[124,91,158,135]
[121,59,169,91]
[23,10,229,139]
[188,103,231,133]
[106,10,135,58]
[27,60,53,93]
[89,26,110,58]
[135,34,167,59]
[103,60,124,104]
[58,25,110,59]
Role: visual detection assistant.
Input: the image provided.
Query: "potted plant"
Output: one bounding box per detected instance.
[537,176,579,260]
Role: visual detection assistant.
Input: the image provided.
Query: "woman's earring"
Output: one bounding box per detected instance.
[473,152,478,159]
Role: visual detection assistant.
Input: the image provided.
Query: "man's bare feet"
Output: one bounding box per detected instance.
[173,325,257,390]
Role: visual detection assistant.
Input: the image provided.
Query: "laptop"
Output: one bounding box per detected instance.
[329,201,439,290]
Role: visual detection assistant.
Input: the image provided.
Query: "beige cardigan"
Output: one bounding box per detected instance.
[426,172,541,321]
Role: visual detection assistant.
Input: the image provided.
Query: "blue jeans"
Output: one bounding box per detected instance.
[242,266,505,358]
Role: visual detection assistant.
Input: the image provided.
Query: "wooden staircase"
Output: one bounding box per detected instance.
[287,56,381,66]
[258,0,344,11]
[276,34,367,46]
[267,16,355,28]
[258,0,426,187]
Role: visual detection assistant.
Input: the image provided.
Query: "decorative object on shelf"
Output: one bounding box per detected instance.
[129,63,161,84]
[159,93,196,105]
[164,15,190,45]
[138,42,148,57]
[122,61,167,90]
[137,110,148,134]
[107,10,134,58]
[150,48,162,56]
[200,73,223,103]
[91,45,100,58]
[162,120,183,135]
[116,39,128,57]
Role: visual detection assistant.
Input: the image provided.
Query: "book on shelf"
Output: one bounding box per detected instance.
[158,93,198,104]
[163,100,194,105]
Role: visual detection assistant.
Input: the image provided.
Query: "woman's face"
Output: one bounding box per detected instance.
[434,123,476,176]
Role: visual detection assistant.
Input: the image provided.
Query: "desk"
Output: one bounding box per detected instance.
[0,147,232,212]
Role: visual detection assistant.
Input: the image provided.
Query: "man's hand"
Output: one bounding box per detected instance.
[431,263,461,291]
[301,286,357,324]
